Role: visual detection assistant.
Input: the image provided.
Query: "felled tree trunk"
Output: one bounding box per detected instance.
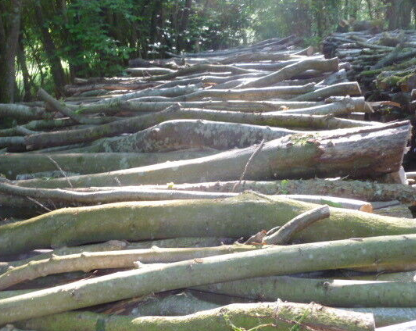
[24,105,374,150]
[72,120,302,153]
[0,151,215,179]
[16,302,375,331]
[146,179,416,203]
[2,194,416,255]
[18,121,409,188]
[195,276,416,308]
[1,234,414,324]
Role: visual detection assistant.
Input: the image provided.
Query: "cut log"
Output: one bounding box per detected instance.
[196,276,416,308]
[23,106,378,150]
[18,121,409,188]
[143,179,416,203]
[2,194,416,255]
[15,302,375,331]
[238,57,339,88]
[0,245,258,290]
[71,120,302,153]
[0,233,414,324]
[0,151,216,179]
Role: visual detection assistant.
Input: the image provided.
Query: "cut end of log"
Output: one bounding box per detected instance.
[359,203,373,213]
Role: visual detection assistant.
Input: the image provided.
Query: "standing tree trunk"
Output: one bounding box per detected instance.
[34,0,66,97]
[0,0,23,103]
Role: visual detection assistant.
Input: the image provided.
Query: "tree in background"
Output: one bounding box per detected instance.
[0,0,23,103]
[1,0,415,103]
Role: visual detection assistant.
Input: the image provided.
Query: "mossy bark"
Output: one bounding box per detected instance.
[16,302,374,331]
[2,194,416,255]
[1,234,413,324]
[18,122,409,188]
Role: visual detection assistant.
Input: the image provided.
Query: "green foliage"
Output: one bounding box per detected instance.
[8,0,416,100]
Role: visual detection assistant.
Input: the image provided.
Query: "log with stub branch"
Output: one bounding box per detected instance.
[17,121,409,188]
[1,234,416,324]
[2,194,416,256]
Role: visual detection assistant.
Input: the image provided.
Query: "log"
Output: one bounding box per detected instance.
[2,194,416,255]
[0,151,216,179]
[0,245,258,290]
[18,121,409,188]
[175,84,316,101]
[0,234,414,324]
[196,276,416,308]
[142,179,416,203]
[0,238,235,273]
[377,320,416,331]
[23,106,378,150]
[15,302,375,331]
[72,120,302,153]
[292,82,362,101]
[0,104,51,121]
[238,58,339,88]
[72,99,322,115]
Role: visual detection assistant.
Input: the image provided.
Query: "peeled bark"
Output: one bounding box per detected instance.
[16,302,375,331]
[18,121,409,188]
[2,194,416,256]
[1,234,415,324]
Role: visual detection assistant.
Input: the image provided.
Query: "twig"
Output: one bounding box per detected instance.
[233,139,265,192]
[46,156,73,188]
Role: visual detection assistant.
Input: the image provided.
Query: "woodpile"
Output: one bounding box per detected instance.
[1,35,416,330]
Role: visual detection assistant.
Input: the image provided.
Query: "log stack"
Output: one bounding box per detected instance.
[0,35,416,331]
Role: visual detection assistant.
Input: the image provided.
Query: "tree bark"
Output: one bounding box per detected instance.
[0,234,414,324]
[2,194,416,256]
[15,302,375,331]
[19,121,409,188]
[0,0,23,103]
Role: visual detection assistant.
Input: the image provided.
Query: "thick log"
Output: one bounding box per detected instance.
[0,234,414,324]
[15,302,375,331]
[72,120,302,153]
[377,320,416,331]
[2,194,416,255]
[18,122,409,188]
[23,106,377,150]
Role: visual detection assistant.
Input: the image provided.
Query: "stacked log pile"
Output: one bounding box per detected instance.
[323,29,416,118]
[1,36,416,330]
